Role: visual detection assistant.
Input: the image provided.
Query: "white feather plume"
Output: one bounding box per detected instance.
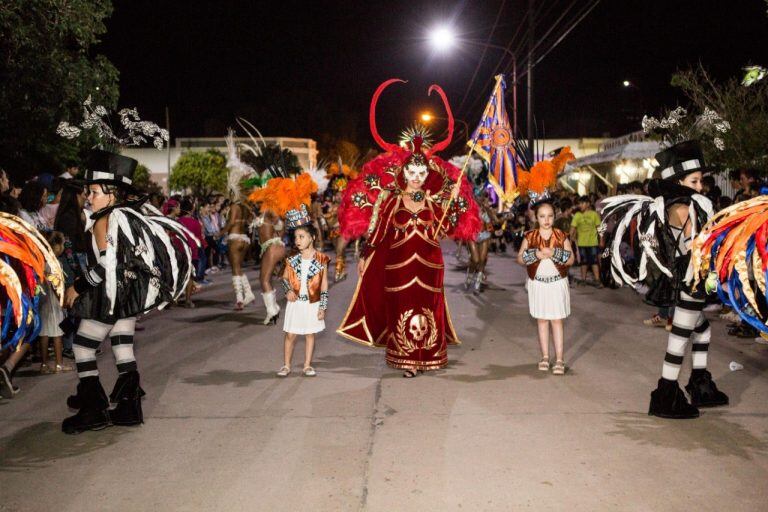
[306,163,329,194]
[448,155,484,177]
[225,129,255,201]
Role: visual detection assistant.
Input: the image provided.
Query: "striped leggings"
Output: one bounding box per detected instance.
[662,291,710,381]
[74,318,137,379]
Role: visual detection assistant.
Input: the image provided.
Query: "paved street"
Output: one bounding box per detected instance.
[1,244,767,512]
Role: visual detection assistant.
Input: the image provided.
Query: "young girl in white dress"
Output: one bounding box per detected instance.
[517,200,575,375]
[277,224,329,377]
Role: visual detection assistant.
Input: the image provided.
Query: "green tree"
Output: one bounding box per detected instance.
[132,163,163,195]
[672,64,768,173]
[0,0,120,179]
[169,150,227,196]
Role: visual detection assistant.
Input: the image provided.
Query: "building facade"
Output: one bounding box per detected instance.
[122,136,318,192]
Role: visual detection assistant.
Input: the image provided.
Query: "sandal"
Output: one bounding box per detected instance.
[40,363,53,374]
[643,314,666,328]
[538,358,550,371]
[402,369,418,378]
[276,365,291,377]
[552,360,566,375]
[54,363,74,373]
[302,366,317,377]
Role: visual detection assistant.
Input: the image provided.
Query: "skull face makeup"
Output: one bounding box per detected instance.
[404,163,428,188]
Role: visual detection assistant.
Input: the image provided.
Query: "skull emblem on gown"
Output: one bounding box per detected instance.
[409,314,428,342]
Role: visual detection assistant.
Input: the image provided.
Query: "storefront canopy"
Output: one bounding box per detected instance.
[563,141,660,173]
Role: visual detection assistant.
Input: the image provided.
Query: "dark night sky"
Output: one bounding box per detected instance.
[99,0,768,155]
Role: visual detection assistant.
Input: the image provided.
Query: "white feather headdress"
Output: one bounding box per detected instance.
[225,129,255,201]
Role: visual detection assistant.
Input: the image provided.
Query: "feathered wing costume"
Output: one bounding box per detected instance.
[0,212,63,350]
[337,79,481,371]
[599,182,713,306]
[691,195,768,334]
[75,197,197,321]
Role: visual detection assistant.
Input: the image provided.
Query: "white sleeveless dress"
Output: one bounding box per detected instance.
[283,258,326,335]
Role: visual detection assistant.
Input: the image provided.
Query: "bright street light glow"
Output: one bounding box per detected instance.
[622,80,631,87]
[421,113,433,122]
[429,26,456,51]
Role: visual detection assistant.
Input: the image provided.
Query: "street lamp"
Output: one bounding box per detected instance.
[427,34,518,140]
[420,111,470,140]
[428,26,457,52]
[622,80,631,87]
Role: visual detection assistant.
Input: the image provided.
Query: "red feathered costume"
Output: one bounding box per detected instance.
[337,79,481,370]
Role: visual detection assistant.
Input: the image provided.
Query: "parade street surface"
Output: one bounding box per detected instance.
[1,244,767,512]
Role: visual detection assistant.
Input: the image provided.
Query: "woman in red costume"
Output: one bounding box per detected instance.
[337,79,481,377]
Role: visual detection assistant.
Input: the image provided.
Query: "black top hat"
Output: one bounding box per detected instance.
[655,140,713,181]
[82,149,139,190]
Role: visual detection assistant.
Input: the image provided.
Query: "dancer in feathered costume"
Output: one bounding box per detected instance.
[224,128,257,310]
[337,79,481,376]
[249,173,317,324]
[600,139,728,419]
[306,163,329,250]
[0,212,64,397]
[325,159,360,281]
[57,100,197,433]
[690,194,768,335]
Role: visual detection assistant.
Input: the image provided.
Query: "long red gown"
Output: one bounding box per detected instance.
[337,193,460,370]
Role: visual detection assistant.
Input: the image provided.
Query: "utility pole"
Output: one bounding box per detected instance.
[165,106,171,192]
[527,0,535,161]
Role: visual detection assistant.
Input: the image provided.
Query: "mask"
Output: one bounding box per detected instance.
[404,164,428,185]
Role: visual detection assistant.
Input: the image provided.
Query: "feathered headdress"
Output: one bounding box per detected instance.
[327,156,359,192]
[516,146,575,202]
[248,173,318,218]
[225,128,256,201]
[307,163,330,195]
[338,79,481,242]
[369,79,454,161]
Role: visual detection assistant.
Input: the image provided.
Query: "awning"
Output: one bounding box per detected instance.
[563,141,659,173]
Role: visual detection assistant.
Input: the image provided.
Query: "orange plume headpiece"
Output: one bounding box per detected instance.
[248,173,318,217]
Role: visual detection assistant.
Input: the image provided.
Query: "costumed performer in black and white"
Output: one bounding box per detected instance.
[57,100,197,433]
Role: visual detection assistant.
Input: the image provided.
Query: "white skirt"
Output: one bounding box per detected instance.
[527,276,570,320]
[283,300,325,335]
[39,285,65,337]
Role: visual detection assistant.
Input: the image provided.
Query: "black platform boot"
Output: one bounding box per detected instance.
[109,371,144,426]
[62,377,110,434]
[66,377,109,410]
[648,378,700,419]
[686,369,729,408]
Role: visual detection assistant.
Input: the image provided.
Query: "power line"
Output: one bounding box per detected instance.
[456,0,508,115]
[453,0,600,151]
[527,0,601,73]
[511,0,583,70]
[513,0,601,81]
[456,8,530,121]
